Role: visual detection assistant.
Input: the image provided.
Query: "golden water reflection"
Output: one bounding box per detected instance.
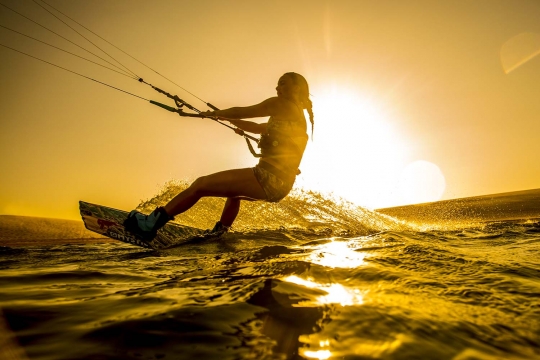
[308,239,367,269]
[284,275,364,306]
[302,339,332,359]
[302,349,332,359]
[282,239,369,359]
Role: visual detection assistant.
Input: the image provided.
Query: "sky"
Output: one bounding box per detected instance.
[1,0,539,220]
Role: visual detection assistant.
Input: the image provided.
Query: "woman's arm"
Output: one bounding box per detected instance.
[200,97,280,134]
[210,97,278,119]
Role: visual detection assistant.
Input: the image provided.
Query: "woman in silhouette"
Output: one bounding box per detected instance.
[124,72,314,240]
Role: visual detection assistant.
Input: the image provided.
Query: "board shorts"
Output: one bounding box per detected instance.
[253,161,296,202]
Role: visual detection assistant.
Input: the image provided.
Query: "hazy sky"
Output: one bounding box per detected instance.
[1,0,539,220]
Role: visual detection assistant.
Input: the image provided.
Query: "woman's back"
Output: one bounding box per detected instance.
[260,100,308,174]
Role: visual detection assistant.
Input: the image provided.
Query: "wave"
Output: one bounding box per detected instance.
[135,180,410,236]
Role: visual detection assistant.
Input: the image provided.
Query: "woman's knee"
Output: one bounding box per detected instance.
[188,175,211,195]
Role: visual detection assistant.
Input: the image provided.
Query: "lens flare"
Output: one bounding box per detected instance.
[500,32,540,74]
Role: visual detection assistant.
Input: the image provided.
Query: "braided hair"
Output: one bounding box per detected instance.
[285,72,314,139]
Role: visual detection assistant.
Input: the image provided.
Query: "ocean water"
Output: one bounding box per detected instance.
[1,182,539,360]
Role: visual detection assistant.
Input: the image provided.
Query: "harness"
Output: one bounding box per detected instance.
[257,124,307,178]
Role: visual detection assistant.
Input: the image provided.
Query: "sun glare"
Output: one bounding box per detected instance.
[302,350,332,360]
[297,86,410,208]
[308,239,367,269]
[396,160,446,204]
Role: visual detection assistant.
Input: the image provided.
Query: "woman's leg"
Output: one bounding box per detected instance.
[164,168,266,217]
[220,198,241,227]
[124,168,264,240]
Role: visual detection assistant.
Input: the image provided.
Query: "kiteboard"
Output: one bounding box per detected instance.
[79,201,204,249]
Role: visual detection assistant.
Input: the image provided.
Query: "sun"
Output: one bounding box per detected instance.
[296,85,410,208]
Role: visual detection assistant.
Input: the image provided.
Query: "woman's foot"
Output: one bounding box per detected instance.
[204,221,230,236]
[123,207,173,241]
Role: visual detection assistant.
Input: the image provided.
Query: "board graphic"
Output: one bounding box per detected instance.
[79,201,204,249]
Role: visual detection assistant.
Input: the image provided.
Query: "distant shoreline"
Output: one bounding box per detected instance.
[376,188,540,224]
[0,215,108,248]
[0,238,114,247]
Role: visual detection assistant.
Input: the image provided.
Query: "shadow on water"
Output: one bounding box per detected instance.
[246,279,328,359]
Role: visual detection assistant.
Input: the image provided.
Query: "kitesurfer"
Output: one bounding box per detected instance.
[124,72,314,240]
